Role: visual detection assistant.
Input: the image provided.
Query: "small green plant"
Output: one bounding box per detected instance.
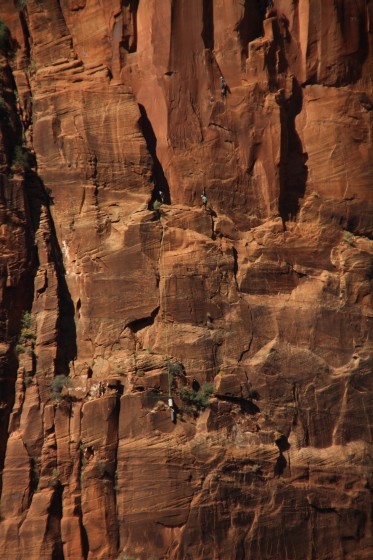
[28,59,37,74]
[18,312,35,344]
[179,382,214,411]
[16,0,28,9]
[21,311,32,329]
[20,327,36,340]
[15,344,25,354]
[153,200,162,211]
[116,367,126,376]
[24,373,33,387]
[49,468,60,487]
[96,461,107,477]
[168,361,184,377]
[11,145,30,170]
[343,231,355,246]
[136,369,145,377]
[50,374,72,400]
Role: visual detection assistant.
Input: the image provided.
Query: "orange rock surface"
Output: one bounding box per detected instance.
[0,1,372,559]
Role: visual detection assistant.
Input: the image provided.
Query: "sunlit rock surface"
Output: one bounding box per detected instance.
[0,1,372,559]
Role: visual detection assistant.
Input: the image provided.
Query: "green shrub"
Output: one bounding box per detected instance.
[168,362,184,376]
[16,0,28,9]
[343,231,355,246]
[21,311,32,329]
[136,369,145,377]
[28,59,37,74]
[24,373,33,387]
[20,327,36,340]
[153,200,162,211]
[179,382,214,410]
[11,145,30,170]
[15,344,25,354]
[50,374,72,400]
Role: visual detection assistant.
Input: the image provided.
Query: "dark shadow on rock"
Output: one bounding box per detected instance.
[25,171,77,375]
[138,104,171,206]
[275,434,290,453]
[274,453,287,476]
[274,434,290,475]
[216,394,260,414]
[202,0,214,50]
[278,78,308,225]
[120,0,139,54]
[236,0,263,68]
[126,306,159,333]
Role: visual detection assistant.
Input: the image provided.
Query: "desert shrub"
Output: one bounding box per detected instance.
[136,369,145,377]
[167,361,184,377]
[50,374,72,400]
[15,344,25,354]
[28,59,37,74]
[49,468,60,487]
[16,311,36,346]
[179,382,214,411]
[20,327,36,340]
[21,311,32,329]
[11,145,30,170]
[96,461,108,478]
[24,372,33,387]
[343,231,355,246]
[153,200,162,211]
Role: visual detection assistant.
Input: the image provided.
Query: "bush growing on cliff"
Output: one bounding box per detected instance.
[167,360,184,377]
[18,311,36,344]
[21,311,32,328]
[50,374,72,400]
[16,0,28,9]
[179,382,214,411]
[11,145,30,171]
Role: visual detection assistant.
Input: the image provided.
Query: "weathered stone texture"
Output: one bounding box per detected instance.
[0,1,372,559]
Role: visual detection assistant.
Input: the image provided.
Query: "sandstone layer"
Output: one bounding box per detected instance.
[0,1,372,559]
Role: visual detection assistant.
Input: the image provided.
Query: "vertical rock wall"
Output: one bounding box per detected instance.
[0,1,372,559]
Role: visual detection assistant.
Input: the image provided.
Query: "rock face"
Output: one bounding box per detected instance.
[0,1,372,559]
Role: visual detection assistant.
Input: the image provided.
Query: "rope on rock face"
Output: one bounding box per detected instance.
[159,209,176,420]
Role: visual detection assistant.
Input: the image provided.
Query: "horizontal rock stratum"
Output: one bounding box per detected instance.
[0,1,372,559]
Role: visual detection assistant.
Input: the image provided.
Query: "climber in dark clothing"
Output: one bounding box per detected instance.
[220,75,227,99]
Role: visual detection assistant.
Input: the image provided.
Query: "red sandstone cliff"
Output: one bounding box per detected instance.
[0,1,372,559]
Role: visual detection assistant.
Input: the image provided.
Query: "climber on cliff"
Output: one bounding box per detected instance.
[220,75,227,99]
[201,190,207,208]
[158,190,165,203]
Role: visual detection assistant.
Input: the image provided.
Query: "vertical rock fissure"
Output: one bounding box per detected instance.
[202,0,214,50]
[278,79,308,224]
[138,103,171,205]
